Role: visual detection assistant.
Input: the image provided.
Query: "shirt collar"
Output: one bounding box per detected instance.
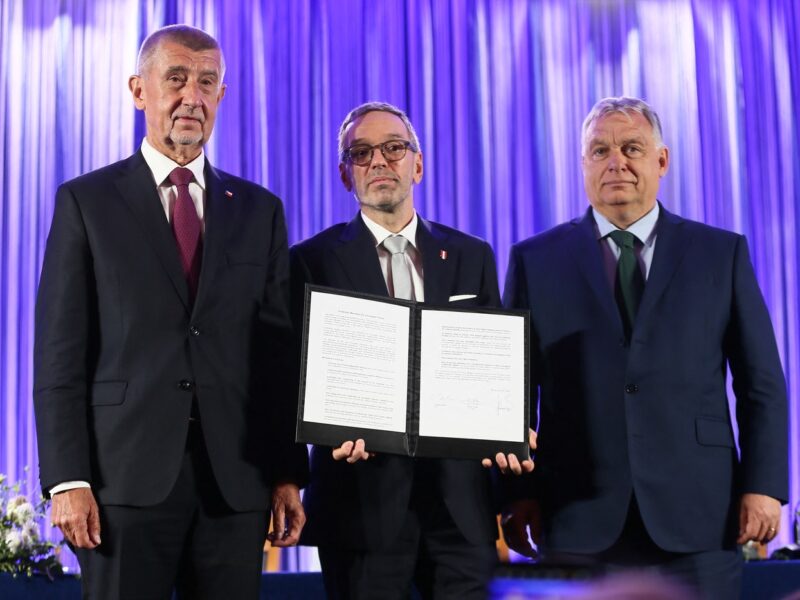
[592,203,659,247]
[141,138,206,191]
[360,211,419,249]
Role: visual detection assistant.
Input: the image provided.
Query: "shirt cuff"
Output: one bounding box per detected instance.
[49,481,91,495]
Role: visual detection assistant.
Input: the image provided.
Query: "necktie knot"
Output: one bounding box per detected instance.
[608,229,636,250]
[169,167,194,187]
[383,235,410,255]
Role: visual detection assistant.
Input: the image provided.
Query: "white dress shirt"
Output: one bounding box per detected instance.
[361,211,425,302]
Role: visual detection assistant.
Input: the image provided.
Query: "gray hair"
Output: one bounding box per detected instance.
[581,96,665,155]
[136,24,225,79]
[337,102,421,162]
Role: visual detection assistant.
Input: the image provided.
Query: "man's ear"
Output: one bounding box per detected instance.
[658,146,670,176]
[129,75,145,111]
[339,163,353,192]
[413,150,423,184]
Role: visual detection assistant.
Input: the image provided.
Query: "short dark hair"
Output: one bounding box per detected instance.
[136,24,225,78]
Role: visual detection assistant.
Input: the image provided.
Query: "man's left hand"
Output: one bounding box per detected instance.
[482,429,537,475]
[267,482,306,547]
[737,493,781,544]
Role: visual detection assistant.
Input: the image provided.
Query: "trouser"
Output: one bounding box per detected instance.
[76,421,268,600]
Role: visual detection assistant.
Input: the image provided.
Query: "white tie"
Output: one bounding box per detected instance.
[382,235,414,300]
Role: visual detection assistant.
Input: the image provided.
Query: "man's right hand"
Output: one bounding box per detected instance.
[501,498,541,558]
[332,439,375,463]
[51,487,101,549]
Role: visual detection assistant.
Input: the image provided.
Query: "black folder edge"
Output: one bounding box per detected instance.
[295,284,531,461]
[406,302,420,456]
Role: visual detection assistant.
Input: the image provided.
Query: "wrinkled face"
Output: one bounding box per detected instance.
[582,111,669,228]
[129,40,226,162]
[339,111,423,215]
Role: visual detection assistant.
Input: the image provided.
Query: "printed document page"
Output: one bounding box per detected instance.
[303,291,410,433]
[418,310,524,441]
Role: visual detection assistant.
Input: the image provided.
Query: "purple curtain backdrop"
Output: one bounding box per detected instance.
[1,0,798,572]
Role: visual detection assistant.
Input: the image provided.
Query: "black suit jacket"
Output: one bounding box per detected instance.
[291,213,501,549]
[34,150,307,511]
[503,205,788,553]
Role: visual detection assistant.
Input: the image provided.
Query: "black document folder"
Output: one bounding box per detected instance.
[296,285,530,460]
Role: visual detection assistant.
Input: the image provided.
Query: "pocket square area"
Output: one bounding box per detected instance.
[448,294,477,302]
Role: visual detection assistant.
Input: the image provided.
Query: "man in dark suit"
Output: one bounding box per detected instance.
[33,25,307,599]
[291,102,501,599]
[501,96,788,599]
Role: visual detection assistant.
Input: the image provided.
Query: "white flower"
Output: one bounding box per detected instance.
[23,521,40,542]
[5,529,23,553]
[7,495,26,510]
[4,525,36,554]
[7,497,35,525]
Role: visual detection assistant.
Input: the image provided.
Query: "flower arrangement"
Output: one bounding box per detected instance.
[0,473,62,577]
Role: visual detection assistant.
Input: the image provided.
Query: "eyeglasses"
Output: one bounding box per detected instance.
[344,140,417,166]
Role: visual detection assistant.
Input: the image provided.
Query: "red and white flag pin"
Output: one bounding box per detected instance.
[225,190,234,198]
[439,249,447,260]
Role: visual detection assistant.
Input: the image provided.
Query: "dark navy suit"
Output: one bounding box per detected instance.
[291,213,501,599]
[503,205,787,593]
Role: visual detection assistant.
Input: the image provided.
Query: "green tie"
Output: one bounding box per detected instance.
[608,230,644,338]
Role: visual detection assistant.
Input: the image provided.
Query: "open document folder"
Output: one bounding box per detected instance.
[296,285,530,460]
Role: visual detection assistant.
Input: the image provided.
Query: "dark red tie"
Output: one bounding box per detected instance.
[169,167,202,302]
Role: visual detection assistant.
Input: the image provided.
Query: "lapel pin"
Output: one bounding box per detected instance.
[225,190,234,198]
[439,250,447,260]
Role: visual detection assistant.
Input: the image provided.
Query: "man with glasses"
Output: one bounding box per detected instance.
[290,102,501,599]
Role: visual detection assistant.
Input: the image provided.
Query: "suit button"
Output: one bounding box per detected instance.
[178,380,194,392]
[625,384,639,394]
[189,326,200,337]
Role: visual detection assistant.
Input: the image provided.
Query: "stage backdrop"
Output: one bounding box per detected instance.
[1,0,798,572]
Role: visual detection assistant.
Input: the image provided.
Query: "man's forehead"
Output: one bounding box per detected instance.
[153,41,222,70]
[587,112,653,143]
[346,111,408,143]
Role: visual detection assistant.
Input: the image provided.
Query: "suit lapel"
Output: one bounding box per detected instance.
[115,152,191,312]
[193,163,229,315]
[567,209,622,328]
[333,214,389,296]
[416,218,456,305]
[636,205,690,325]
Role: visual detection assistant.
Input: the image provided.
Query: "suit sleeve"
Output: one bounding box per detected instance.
[499,243,540,503]
[726,236,789,503]
[288,245,313,335]
[258,199,309,487]
[33,184,95,493]
[503,243,541,433]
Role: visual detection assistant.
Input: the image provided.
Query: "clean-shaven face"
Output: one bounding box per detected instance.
[582,111,669,228]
